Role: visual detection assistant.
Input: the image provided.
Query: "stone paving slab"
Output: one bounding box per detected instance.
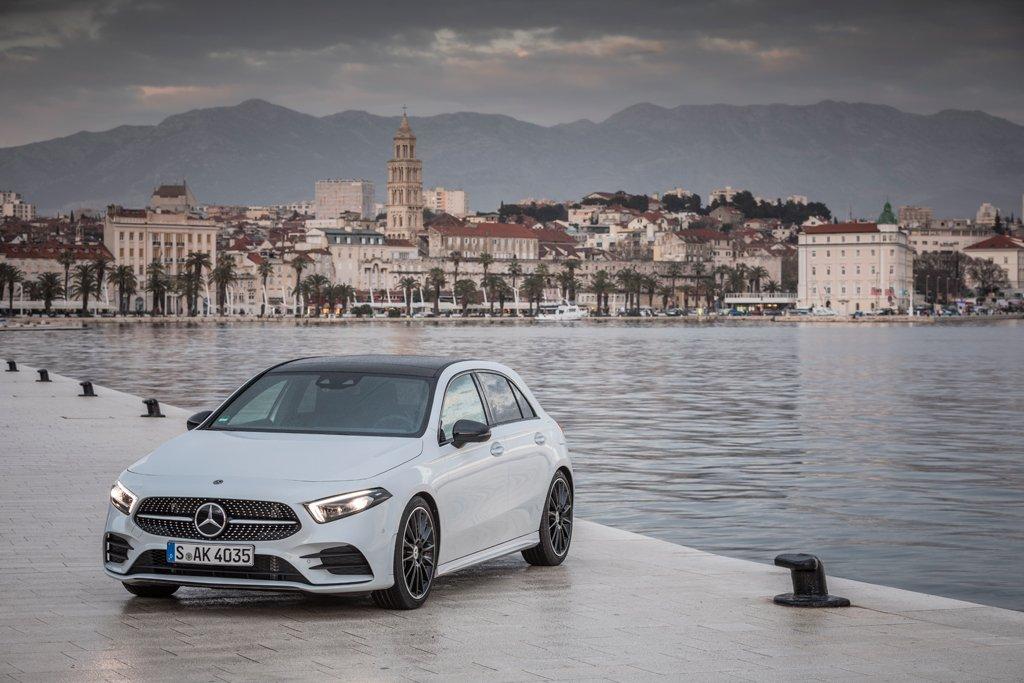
[1,365,1022,681]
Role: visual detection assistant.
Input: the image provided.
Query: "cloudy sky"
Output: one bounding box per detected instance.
[1,0,1022,147]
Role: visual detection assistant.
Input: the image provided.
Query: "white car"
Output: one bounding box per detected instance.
[103,355,574,609]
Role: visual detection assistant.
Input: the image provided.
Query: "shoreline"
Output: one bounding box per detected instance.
[2,312,1022,330]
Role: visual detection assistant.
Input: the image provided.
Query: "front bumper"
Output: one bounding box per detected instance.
[102,500,397,594]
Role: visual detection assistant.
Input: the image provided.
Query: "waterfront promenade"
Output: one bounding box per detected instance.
[2,366,1023,681]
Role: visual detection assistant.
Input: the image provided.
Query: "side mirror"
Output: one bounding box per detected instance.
[187,410,213,431]
[451,419,491,448]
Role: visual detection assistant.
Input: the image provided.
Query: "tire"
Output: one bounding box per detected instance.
[123,582,179,598]
[372,496,437,610]
[522,471,573,566]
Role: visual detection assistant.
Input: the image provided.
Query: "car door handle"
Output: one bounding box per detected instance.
[534,432,546,445]
[490,442,505,457]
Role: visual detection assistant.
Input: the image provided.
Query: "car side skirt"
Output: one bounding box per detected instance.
[436,531,540,577]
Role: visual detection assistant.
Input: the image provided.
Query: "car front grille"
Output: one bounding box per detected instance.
[134,497,301,541]
[127,550,309,584]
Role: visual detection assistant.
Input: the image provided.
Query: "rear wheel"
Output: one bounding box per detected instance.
[123,582,179,598]
[522,471,573,566]
[372,496,437,610]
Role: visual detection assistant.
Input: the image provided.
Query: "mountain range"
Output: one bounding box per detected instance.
[2,99,1022,218]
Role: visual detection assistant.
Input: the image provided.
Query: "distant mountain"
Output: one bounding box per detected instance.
[2,98,1023,217]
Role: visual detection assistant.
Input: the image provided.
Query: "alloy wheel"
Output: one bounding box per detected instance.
[402,506,435,599]
[548,477,573,556]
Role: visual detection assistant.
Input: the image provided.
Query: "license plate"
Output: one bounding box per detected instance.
[167,542,254,566]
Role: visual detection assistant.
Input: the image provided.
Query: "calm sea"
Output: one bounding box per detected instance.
[2,320,1022,610]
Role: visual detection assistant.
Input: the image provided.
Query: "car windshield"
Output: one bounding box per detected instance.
[208,371,432,437]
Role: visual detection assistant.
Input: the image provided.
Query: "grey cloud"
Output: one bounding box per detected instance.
[0,0,1022,146]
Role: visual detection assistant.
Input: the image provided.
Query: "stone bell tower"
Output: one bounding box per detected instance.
[385,111,424,241]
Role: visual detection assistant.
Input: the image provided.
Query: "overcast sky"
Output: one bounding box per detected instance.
[1,0,1022,147]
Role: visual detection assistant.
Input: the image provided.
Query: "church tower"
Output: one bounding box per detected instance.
[385,112,423,241]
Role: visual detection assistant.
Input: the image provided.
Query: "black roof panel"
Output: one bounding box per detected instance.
[270,355,472,378]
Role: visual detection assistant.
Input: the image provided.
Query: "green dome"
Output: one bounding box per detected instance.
[878,201,897,224]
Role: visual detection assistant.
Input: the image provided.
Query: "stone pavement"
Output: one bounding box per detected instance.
[1,365,1022,681]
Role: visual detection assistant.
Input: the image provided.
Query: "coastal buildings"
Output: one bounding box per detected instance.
[796,203,914,313]
[385,113,424,241]
[425,223,539,260]
[1,191,36,221]
[314,179,374,219]
[103,184,218,294]
[424,187,468,217]
[964,234,1024,291]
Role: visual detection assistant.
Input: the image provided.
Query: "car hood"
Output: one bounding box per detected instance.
[127,429,423,482]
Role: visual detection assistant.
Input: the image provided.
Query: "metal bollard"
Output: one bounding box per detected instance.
[79,381,97,397]
[5,360,17,372]
[141,398,165,418]
[36,369,51,382]
[773,553,850,607]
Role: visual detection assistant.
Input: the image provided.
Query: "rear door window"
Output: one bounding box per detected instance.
[477,373,524,425]
[509,381,537,418]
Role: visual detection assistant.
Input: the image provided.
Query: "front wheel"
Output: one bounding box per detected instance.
[123,582,179,598]
[522,471,573,566]
[372,496,437,610]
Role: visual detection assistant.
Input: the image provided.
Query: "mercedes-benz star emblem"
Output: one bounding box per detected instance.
[194,502,228,538]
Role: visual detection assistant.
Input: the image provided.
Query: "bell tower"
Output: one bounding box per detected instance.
[385,110,423,241]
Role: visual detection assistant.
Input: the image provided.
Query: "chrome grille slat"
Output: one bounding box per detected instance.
[134,496,301,541]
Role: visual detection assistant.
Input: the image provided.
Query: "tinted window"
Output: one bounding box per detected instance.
[510,381,537,418]
[439,374,487,442]
[210,371,430,437]
[477,373,523,424]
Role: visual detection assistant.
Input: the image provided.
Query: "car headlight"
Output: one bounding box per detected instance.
[110,480,137,515]
[304,488,392,524]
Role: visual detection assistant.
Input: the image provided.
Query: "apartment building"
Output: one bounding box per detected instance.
[314,179,375,219]
[424,187,468,217]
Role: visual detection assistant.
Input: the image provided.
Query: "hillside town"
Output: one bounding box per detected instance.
[1,114,1022,320]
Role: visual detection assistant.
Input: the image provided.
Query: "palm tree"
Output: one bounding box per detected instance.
[615,267,637,313]
[749,266,770,293]
[107,265,136,314]
[335,283,355,312]
[561,258,581,302]
[210,254,238,315]
[641,274,659,308]
[71,262,98,316]
[522,273,546,315]
[680,284,696,309]
[2,265,24,315]
[57,249,76,302]
[257,260,274,317]
[0,264,10,313]
[478,252,494,282]
[505,257,523,315]
[399,276,419,316]
[184,251,212,316]
[555,270,574,301]
[482,273,504,314]
[426,267,446,315]
[448,250,462,297]
[144,261,169,315]
[492,277,512,316]
[590,269,614,315]
[454,279,477,316]
[35,272,63,314]
[289,254,309,316]
[658,284,674,310]
[93,254,112,307]
[663,262,683,306]
[303,273,330,316]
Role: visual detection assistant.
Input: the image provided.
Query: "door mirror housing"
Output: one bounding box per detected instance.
[451,419,491,448]
[187,410,214,431]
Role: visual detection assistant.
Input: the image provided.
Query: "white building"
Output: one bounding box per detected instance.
[424,187,468,217]
[976,202,999,227]
[797,203,914,314]
[315,179,374,219]
[1,191,37,220]
[786,195,809,206]
[708,186,742,204]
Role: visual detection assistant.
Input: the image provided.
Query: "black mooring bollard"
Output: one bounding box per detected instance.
[141,398,165,418]
[79,381,96,397]
[36,369,51,382]
[5,360,17,372]
[773,553,850,607]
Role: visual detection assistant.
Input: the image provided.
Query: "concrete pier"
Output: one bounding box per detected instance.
[1,366,1023,681]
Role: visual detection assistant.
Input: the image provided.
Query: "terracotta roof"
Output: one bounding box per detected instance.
[246,253,265,265]
[532,227,577,244]
[639,211,664,222]
[0,243,113,261]
[152,184,187,198]
[964,234,1024,251]
[803,222,879,235]
[673,228,730,243]
[432,222,539,240]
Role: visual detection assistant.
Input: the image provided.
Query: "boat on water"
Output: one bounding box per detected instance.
[535,302,589,321]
